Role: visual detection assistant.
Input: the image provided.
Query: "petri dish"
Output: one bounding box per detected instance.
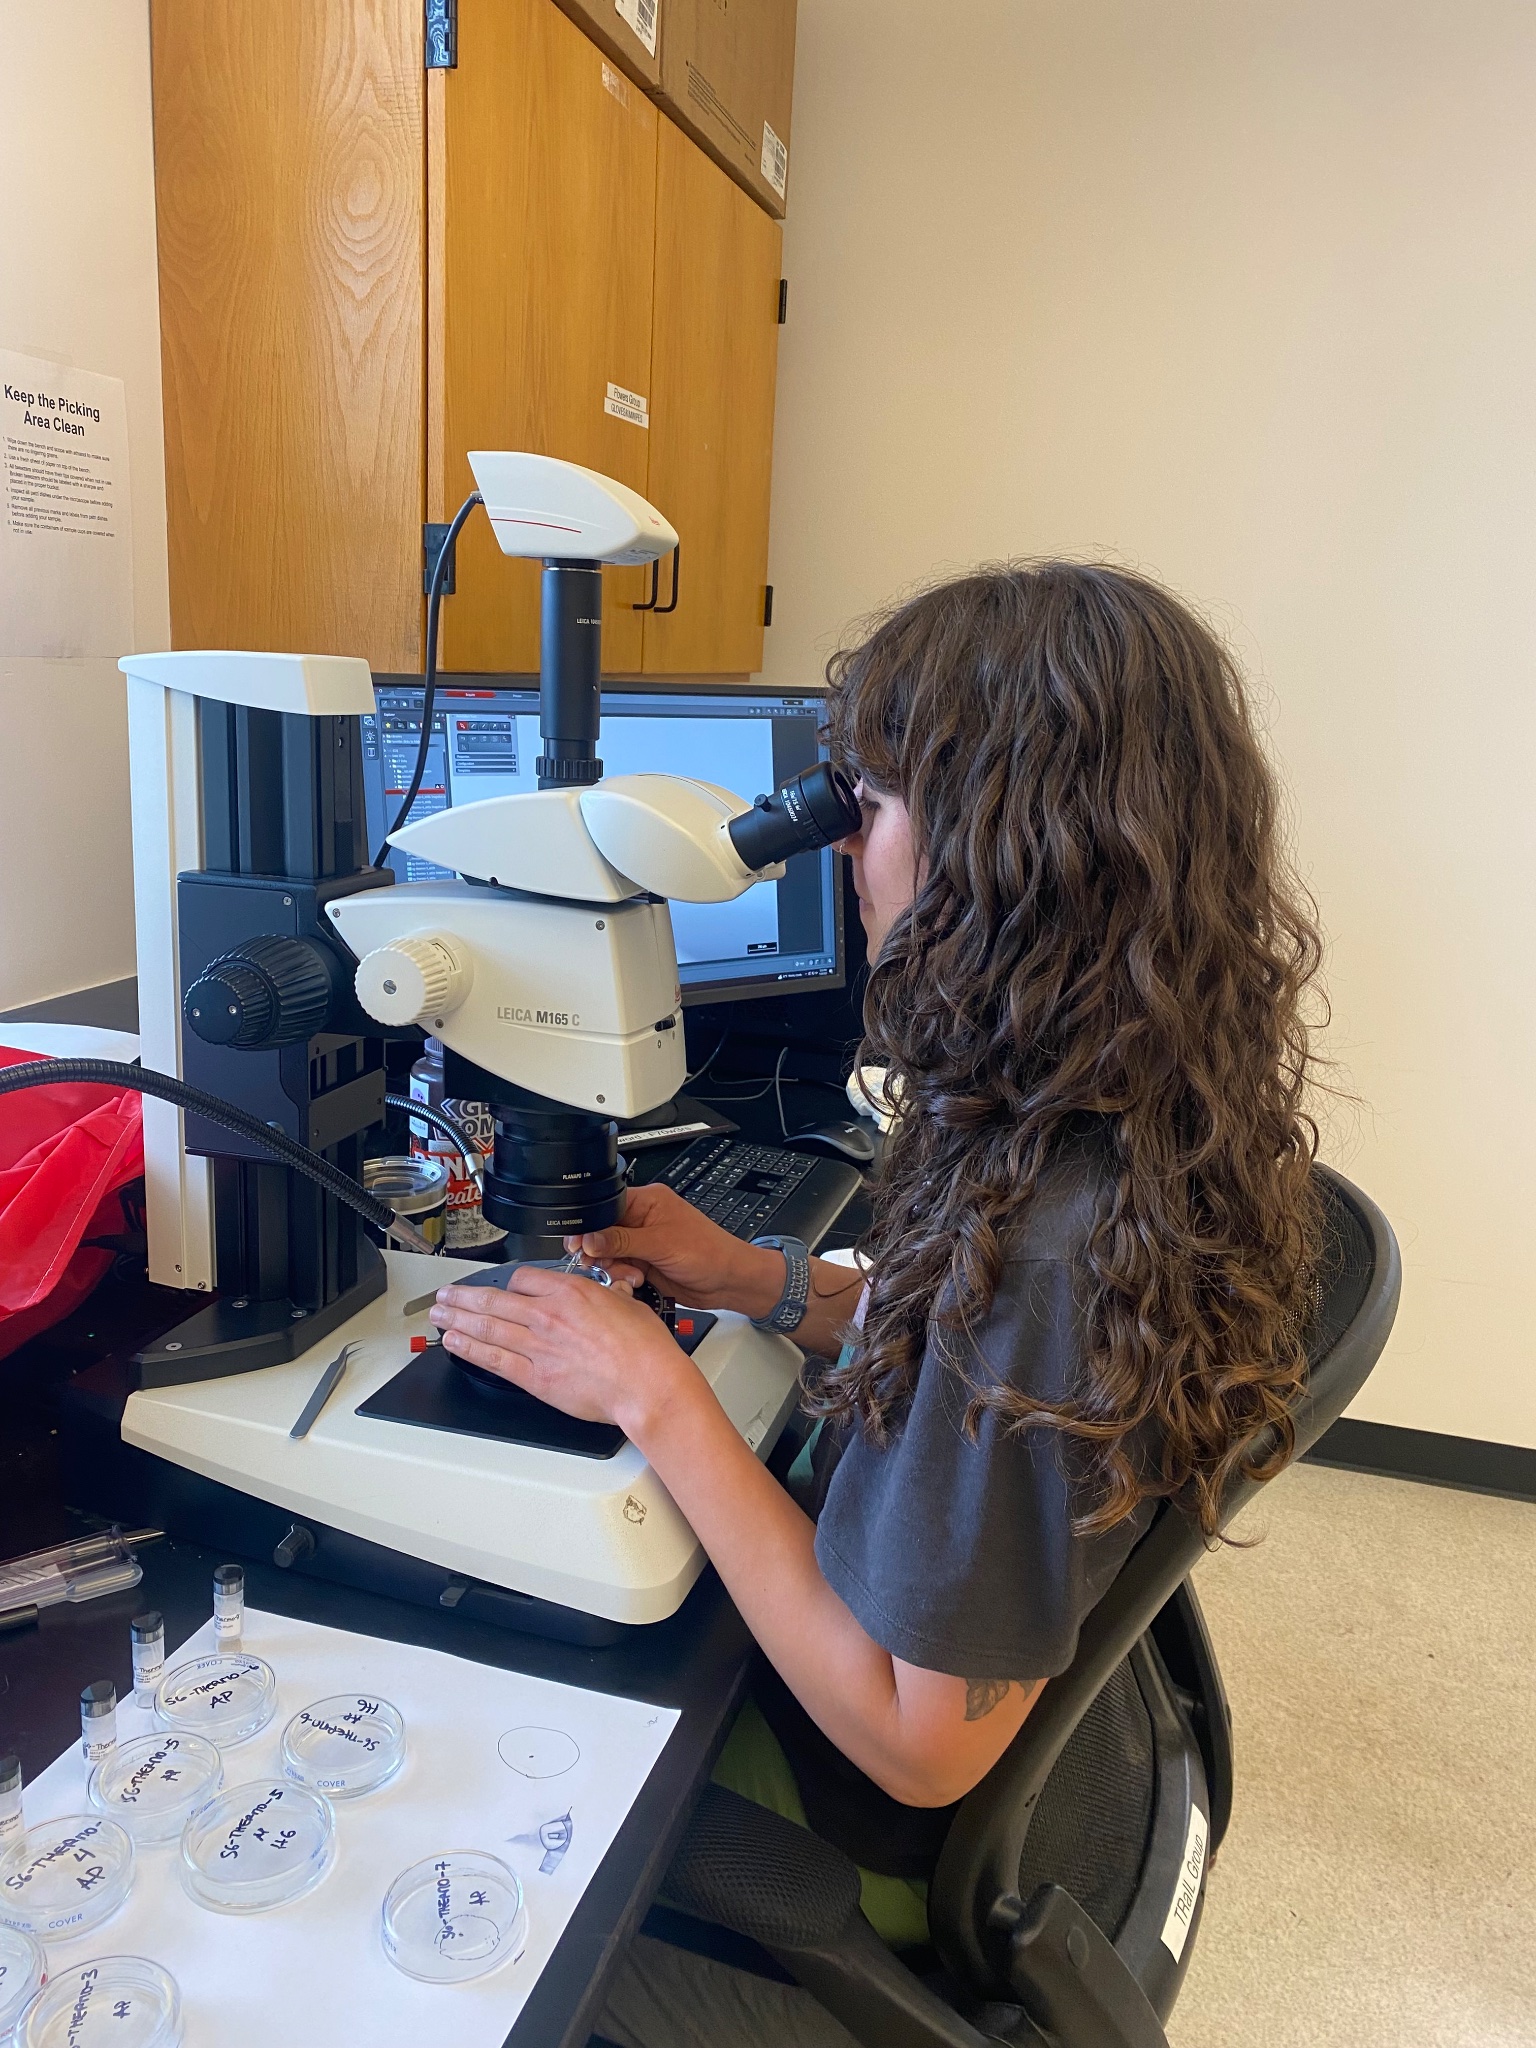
[16,1956,181,2048]
[381,1851,528,1983]
[89,1732,223,1847]
[153,1653,276,1748]
[0,1923,46,2039]
[282,1694,405,1799]
[0,1816,134,1943]
[179,1781,335,1914]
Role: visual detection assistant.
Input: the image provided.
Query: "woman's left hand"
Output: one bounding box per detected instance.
[429,1270,696,1440]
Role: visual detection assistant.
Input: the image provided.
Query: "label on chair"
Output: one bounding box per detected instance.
[1160,1805,1208,1962]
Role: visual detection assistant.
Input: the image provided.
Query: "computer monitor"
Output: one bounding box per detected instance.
[361,677,845,1005]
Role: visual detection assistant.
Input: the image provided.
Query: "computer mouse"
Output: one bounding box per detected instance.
[783,1120,879,1167]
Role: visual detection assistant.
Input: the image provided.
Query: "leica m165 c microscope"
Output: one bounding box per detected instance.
[26,454,860,1640]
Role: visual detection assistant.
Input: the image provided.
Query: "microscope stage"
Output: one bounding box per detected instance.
[120,1251,801,1627]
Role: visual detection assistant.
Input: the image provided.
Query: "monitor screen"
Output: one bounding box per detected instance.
[361,679,845,1005]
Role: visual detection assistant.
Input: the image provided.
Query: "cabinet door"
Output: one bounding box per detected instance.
[432,0,657,673]
[152,0,424,672]
[642,118,783,677]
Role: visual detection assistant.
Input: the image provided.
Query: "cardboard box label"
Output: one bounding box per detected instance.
[604,381,650,428]
[760,121,788,200]
[615,0,658,60]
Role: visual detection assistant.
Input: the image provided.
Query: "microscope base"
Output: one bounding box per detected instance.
[107,1250,802,1631]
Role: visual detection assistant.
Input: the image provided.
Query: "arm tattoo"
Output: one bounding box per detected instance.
[964,1677,1011,1721]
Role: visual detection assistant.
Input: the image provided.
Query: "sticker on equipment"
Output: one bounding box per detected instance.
[1160,1806,1208,1961]
[615,0,658,59]
[604,381,649,428]
[761,121,788,199]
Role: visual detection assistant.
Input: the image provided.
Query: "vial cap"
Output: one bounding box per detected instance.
[80,1679,116,1716]
[131,1609,165,1640]
[213,1564,244,1589]
[0,1752,19,1792]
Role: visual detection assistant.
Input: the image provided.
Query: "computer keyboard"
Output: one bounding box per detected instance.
[640,1134,863,1247]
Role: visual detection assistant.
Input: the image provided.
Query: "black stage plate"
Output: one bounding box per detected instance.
[355,1312,718,1462]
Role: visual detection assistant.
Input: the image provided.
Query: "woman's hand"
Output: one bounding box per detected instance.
[565,1182,785,1320]
[429,1267,699,1442]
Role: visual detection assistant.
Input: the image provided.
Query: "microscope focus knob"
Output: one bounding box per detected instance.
[354,934,471,1028]
[185,935,333,1049]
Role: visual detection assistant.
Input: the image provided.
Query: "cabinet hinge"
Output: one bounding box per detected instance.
[763,585,774,628]
[425,0,457,69]
[423,522,458,596]
[778,278,789,325]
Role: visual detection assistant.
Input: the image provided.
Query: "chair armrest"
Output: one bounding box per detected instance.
[665,1785,1023,2048]
[1001,1884,1169,2048]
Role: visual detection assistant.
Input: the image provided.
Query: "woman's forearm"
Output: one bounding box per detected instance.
[728,1246,866,1360]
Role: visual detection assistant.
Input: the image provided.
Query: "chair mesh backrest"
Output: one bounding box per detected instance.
[1013,1655,1154,1943]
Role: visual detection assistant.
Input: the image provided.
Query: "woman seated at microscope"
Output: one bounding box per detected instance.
[430,562,1324,2040]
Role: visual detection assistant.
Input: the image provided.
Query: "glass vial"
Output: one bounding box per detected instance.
[0,1754,21,1844]
[212,1564,245,1650]
[131,1610,166,1707]
[80,1681,117,1767]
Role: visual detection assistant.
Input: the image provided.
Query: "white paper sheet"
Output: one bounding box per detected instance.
[15,1608,680,2045]
[0,348,133,658]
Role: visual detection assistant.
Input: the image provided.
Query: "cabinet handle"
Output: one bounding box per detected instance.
[655,542,681,616]
[632,558,660,611]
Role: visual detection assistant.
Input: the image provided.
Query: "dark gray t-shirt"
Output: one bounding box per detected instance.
[759,1126,1154,1873]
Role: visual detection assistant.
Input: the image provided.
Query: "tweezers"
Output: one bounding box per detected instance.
[290,1342,360,1440]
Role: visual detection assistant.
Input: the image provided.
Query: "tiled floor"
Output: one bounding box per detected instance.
[1169,1461,1536,2047]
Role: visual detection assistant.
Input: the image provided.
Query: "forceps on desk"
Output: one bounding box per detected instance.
[290,1341,362,1439]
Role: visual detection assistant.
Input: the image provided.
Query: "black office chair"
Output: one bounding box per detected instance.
[656,1165,1401,2047]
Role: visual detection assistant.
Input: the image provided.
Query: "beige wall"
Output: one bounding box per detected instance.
[0,0,168,1012]
[764,0,1536,1445]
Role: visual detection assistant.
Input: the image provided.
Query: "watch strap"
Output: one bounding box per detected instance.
[749,1235,812,1335]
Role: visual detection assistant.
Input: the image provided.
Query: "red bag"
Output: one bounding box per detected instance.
[0,1049,145,1360]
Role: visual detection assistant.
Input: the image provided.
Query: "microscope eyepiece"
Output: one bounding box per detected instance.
[726,761,862,874]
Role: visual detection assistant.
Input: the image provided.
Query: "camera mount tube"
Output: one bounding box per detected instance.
[537,559,604,788]
[727,761,862,873]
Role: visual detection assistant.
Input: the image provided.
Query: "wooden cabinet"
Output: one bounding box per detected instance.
[150,0,783,680]
[642,117,781,676]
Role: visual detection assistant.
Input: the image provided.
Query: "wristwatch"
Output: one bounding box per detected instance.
[749,1234,812,1336]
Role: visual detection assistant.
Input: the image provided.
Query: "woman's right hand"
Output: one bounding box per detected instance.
[565,1182,783,1319]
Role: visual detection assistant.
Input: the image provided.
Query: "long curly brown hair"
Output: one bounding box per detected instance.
[812,563,1324,1541]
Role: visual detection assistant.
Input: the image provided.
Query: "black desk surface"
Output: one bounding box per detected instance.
[0,1005,871,2048]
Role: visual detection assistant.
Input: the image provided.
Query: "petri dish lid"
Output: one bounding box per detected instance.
[153,1653,277,1748]
[281,1694,405,1799]
[381,1851,528,1983]
[0,1816,134,1944]
[179,1781,335,1914]
[0,1923,46,2038]
[16,1955,181,2048]
[89,1733,224,1847]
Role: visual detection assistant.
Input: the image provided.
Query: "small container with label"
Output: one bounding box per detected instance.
[0,1923,45,2040]
[362,1154,448,1253]
[80,1682,117,1768]
[89,1732,224,1847]
[281,1694,405,1799]
[409,1039,506,1255]
[0,1754,22,1847]
[179,1781,335,1914]
[154,1653,277,1749]
[0,1816,135,1943]
[211,1565,244,1650]
[130,1612,165,1708]
[380,1851,528,1982]
[15,1955,181,2048]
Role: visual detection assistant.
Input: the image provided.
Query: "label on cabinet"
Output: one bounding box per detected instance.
[760,121,789,201]
[601,61,630,105]
[604,382,650,429]
[615,0,658,60]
